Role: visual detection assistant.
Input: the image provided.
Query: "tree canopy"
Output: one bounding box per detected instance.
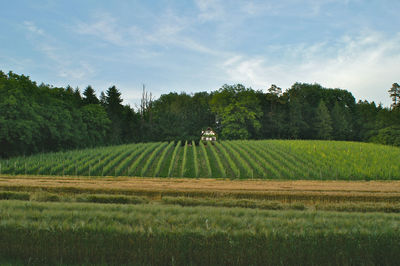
[0,70,399,158]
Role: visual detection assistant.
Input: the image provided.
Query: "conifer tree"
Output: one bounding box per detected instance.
[83,85,99,105]
[314,100,333,140]
[331,101,351,140]
[388,83,400,109]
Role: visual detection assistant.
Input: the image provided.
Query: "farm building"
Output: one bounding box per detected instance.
[201,127,217,142]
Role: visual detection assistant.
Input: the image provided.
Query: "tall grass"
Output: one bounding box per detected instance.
[0,200,399,265]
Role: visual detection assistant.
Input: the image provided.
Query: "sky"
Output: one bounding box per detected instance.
[1,0,399,107]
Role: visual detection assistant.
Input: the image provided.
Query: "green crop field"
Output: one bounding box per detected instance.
[0,176,400,264]
[1,140,399,180]
[1,140,400,264]
[0,200,399,265]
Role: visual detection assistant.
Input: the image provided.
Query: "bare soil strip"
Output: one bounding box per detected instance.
[1,175,400,203]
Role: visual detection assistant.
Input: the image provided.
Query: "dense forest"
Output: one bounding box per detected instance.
[0,70,399,158]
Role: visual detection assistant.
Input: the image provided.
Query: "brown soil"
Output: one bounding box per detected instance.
[1,175,400,191]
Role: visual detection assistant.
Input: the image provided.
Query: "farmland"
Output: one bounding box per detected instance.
[1,140,400,180]
[1,139,400,264]
[1,176,400,264]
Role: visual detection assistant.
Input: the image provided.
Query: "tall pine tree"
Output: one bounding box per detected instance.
[83,85,99,105]
[388,83,400,109]
[314,100,332,140]
[331,101,351,140]
[105,85,124,144]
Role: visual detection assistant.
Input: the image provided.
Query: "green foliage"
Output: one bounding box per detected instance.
[82,85,99,105]
[331,101,352,140]
[81,104,111,146]
[314,100,333,140]
[369,126,400,147]
[388,82,400,109]
[210,84,262,140]
[1,70,399,160]
[151,92,215,141]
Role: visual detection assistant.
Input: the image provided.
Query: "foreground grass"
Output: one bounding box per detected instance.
[1,176,400,264]
[3,190,400,214]
[0,200,400,265]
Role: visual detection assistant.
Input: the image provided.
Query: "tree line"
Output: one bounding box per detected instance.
[0,70,399,158]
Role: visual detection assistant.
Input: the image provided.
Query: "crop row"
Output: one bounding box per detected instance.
[0,140,399,180]
[3,189,400,213]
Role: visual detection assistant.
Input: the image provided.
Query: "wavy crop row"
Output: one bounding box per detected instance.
[1,140,400,180]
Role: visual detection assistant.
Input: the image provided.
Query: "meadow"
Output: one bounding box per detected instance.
[1,140,399,180]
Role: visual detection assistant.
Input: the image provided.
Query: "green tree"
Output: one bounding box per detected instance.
[104,86,124,144]
[210,84,262,140]
[99,91,106,106]
[0,72,42,156]
[81,104,110,146]
[331,101,352,140]
[388,83,400,109]
[259,85,287,139]
[288,97,307,139]
[369,126,400,147]
[314,100,333,140]
[83,85,99,105]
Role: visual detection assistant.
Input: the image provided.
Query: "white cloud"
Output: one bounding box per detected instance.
[38,43,95,80]
[23,21,45,35]
[73,10,218,56]
[22,21,95,81]
[75,12,125,46]
[220,31,400,106]
[195,0,225,22]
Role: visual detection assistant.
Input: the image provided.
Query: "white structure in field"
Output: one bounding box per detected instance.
[201,127,217,142]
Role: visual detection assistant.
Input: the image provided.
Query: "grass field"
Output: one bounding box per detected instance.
[1,139,400,264]
[1,200,400,265]
[0,176,400,265]
[1,140,400,180]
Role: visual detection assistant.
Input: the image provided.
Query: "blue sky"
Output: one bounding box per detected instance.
[1,0,399,107]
